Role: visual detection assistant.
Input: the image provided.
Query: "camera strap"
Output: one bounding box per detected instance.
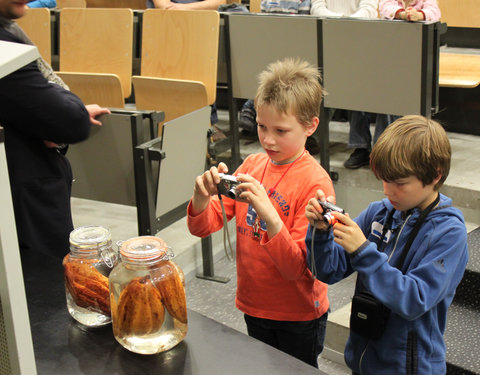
[218,194,235,261]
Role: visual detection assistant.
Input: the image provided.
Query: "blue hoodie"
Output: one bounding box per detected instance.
[306,194,468,375]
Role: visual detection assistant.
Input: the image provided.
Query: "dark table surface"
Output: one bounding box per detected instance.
[21,250,326,375]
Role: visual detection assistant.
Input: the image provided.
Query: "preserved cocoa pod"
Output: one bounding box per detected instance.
[115,276,165,336]
[111,236,187,353]
[64,259,111,315]
[152,261,187,324]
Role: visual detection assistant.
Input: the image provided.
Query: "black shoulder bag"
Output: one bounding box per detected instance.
[350,194,440,340]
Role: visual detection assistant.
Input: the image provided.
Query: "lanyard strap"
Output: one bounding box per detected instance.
[377,208,396,253]
[394,193,440,272]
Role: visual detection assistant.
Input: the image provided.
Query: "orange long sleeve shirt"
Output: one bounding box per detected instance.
[187,152,335,321]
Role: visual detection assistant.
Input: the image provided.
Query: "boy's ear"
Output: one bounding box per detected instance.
[433,169,443,185]
[306,117,319,137]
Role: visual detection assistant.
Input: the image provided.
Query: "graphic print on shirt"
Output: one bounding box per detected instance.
[246,204,267,240]
[268,189,290,216]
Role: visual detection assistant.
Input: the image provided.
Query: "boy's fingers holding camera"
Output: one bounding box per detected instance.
[305,203,323,223]
[217,162,229,174]
[315,189,326,201]
[209,166,221,184]
[202,169,220,194]
[194,175,210,197]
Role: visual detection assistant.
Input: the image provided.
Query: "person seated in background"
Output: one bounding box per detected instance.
[26,0,56,8]
[305,115,468,375]
[188,58,334,367]
[308,0,380,168]
[310,0,378,17]
[147,0,225,10]
[0,0,110,259]
[353,0,443,170]
[380,0,441,22]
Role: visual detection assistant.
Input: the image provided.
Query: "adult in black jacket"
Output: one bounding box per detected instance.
[0,0,108,258]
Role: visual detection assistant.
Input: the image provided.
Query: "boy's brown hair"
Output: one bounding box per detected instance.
[254,58,323,127]
[370,115,451,190]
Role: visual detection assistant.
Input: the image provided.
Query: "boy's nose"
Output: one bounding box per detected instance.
[262,134,275,146]
[383,181,391,196]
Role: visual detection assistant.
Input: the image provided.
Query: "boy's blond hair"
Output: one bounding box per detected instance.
[254,58,323,127]
[370,115,451,190]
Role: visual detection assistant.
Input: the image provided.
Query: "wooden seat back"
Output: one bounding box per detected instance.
[15,8,51,64]
[249,0,261,13]
[56,0,87,8]
[437,0,480,28]
[139,9,219,106]
[133,76,208,124]
[59,8,133,99]
[439,53,480,88]
[57,72,125,107]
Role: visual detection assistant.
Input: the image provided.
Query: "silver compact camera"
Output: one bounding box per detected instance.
[217,173,246,201]
[318,200,345,226]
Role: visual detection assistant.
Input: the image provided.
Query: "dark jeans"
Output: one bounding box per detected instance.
[244,312,328,368]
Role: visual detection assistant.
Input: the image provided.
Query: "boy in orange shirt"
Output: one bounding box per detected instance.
[187,58,334,367]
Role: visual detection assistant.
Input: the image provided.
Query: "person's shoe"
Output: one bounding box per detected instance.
[211,125,227,142]
[305,136,320,155]
[238,107,257,134]
[344,148,370,169]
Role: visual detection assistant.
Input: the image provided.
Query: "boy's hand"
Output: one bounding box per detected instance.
[235,174,283,237]
[329,212,367,254]
[305,189,334,231]
[191,162,229,215]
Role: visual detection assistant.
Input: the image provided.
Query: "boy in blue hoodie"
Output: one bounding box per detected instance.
[304,115,468,375]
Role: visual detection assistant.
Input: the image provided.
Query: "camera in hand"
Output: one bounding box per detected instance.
[218,174,246,202]
[318,200,345,227]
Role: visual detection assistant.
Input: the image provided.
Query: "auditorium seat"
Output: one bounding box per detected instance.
[133,9,219,126]
[57,8,133,107]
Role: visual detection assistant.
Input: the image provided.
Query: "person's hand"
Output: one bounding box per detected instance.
[236,174,282,234]
[153,0,171,8]
[328,211,367,254]
[191,162,229,215]
[305,189,335,231]
[396,10,407,20]
[405,7,425,21]
[166,2,188,9]
[85,104,111,126]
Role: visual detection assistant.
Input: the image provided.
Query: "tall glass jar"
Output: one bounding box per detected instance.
[109,236,188,355]
[63,225,117,327]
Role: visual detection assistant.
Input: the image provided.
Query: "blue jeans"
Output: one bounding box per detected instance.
[348,112,400,150]
[244,312,328,368]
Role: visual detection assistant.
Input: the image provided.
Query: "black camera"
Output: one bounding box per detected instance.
[318,200,345,226]
[217,174,246,202]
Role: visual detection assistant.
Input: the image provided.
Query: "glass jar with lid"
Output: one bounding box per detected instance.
[109,236,187,355]
[63,225,118,327]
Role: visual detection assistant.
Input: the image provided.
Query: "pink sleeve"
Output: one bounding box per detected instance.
[420,0,441,21]
[379,0,403,19]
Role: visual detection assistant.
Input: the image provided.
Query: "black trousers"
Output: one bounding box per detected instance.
[244,312,328,368]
